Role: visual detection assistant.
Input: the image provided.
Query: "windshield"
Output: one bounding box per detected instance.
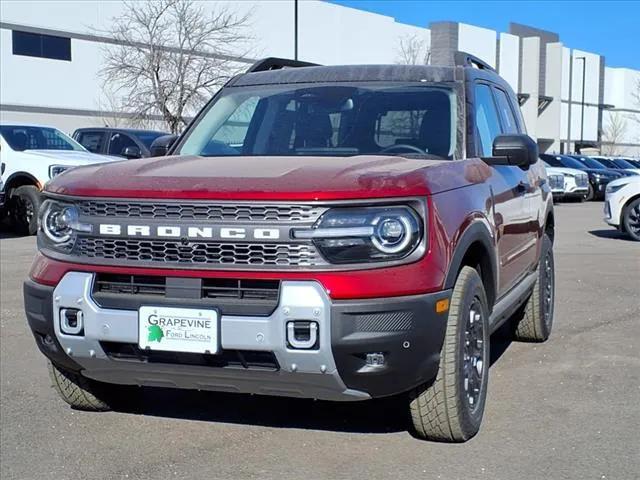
[136,132,167,149]
[613,158,636,169]
[177,83,457,159]
[576,157,607,169]
[0,125,85,152]
[557,156,586,169]
[595,158,617,168]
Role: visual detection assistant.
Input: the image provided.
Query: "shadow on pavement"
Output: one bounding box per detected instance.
[109,327,515,434]
[588,229,633,241]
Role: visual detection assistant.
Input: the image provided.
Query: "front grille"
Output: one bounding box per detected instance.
[576,174,588,187]
[100,342,279,370]
[202,278,280,301]
[92,273,281,316]
[75,238,324,267]
[78,200,325,223]
[94,274,280,301]
[548,174,564,190]
[94,274,165,296]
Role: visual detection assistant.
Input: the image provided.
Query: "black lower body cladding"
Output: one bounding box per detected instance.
[331,291,451,398]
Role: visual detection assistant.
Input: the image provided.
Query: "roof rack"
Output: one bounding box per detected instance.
[246,57,320,73]
[454,51,496,73]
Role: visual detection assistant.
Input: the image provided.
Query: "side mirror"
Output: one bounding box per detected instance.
[150,134,178,157]
[122,145,141,159]
[486,134,538,168]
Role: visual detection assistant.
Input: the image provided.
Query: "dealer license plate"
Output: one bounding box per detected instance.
[138,306,218,354]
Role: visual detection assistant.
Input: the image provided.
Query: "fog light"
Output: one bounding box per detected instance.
[365,353,385,367]
[60,308,84,335]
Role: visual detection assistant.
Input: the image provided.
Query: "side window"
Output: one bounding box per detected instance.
[474,84,502,156]
[77,131,105,153]
[108,133,137,157]
[493,88,519,134]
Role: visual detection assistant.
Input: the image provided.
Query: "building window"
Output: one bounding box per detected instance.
[12,30,71,61]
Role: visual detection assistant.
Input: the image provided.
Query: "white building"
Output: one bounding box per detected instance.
[1,0,638,155]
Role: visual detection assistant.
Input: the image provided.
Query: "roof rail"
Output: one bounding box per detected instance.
[246,57,320,73]
[454,51,496,73]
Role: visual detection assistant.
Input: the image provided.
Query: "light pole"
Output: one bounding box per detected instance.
[576,56,586,149]
[294,0,298,60]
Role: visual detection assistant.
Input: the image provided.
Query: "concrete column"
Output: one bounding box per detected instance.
[520,37,540,140]
[538,42,563,152]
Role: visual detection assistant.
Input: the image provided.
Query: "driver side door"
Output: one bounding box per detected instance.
[474,82,535,296]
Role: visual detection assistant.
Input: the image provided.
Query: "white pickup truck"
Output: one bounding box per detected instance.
[0,124,115,234]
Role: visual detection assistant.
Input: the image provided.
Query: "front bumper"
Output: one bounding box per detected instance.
[25,273,450,401]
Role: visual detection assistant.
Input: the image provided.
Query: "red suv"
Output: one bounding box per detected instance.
[25,54,555,442]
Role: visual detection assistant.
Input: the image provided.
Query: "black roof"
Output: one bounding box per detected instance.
[231,64,464,87]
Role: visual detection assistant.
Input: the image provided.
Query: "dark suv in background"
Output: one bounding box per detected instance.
[73,128,170,159]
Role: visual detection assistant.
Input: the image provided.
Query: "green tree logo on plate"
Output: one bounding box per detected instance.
[147,325,164,342]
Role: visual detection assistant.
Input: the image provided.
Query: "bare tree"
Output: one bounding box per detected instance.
[396,34,430,66]
[601,111,627,155]
[389,34,431,140]
[99,0,252,134]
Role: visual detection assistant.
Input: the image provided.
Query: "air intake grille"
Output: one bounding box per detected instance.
[202,278,280,301]
[77,200,324,223]
[548,174,564,190]
[75,238,324,267]
[576,174,588,187]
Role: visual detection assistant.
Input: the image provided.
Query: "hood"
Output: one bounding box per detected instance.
[44,154,492,200]
[607,176,640,188]
[578,168,622,178]
[21,149,115,165]
[545,166,585,177]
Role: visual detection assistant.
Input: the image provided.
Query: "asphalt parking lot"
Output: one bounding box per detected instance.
[1,201,638,480]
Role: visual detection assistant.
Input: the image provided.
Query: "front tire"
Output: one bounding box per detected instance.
[622,198,640,241]
[514,234,555,342]
[409,266,490,442]
[48,362,113,411]
[11,185,41,235]
[586,183,595,201]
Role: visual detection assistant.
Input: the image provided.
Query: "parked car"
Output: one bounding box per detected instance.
[590,156,640,175]
[540,154,622,200]
[0,124,114,234]
[25,54,556,443]
[541,160,588,201]
[569,155,637,178]
[623,158,640,169]
[604,176,640,241]
[73,128,170,159]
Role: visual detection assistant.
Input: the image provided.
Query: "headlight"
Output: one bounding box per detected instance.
[49,165,71,179]
[293,206,423,264]
[606,183,628,194]
[39,200,91,249]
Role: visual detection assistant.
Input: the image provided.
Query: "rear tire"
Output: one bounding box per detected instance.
[514,234,555,342]
[409,266,490,442]
[48,362,113,411]
[11,185,41,235]
[622,198,640,241]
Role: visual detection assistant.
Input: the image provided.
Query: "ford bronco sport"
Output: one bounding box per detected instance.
[24,53,555,442]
